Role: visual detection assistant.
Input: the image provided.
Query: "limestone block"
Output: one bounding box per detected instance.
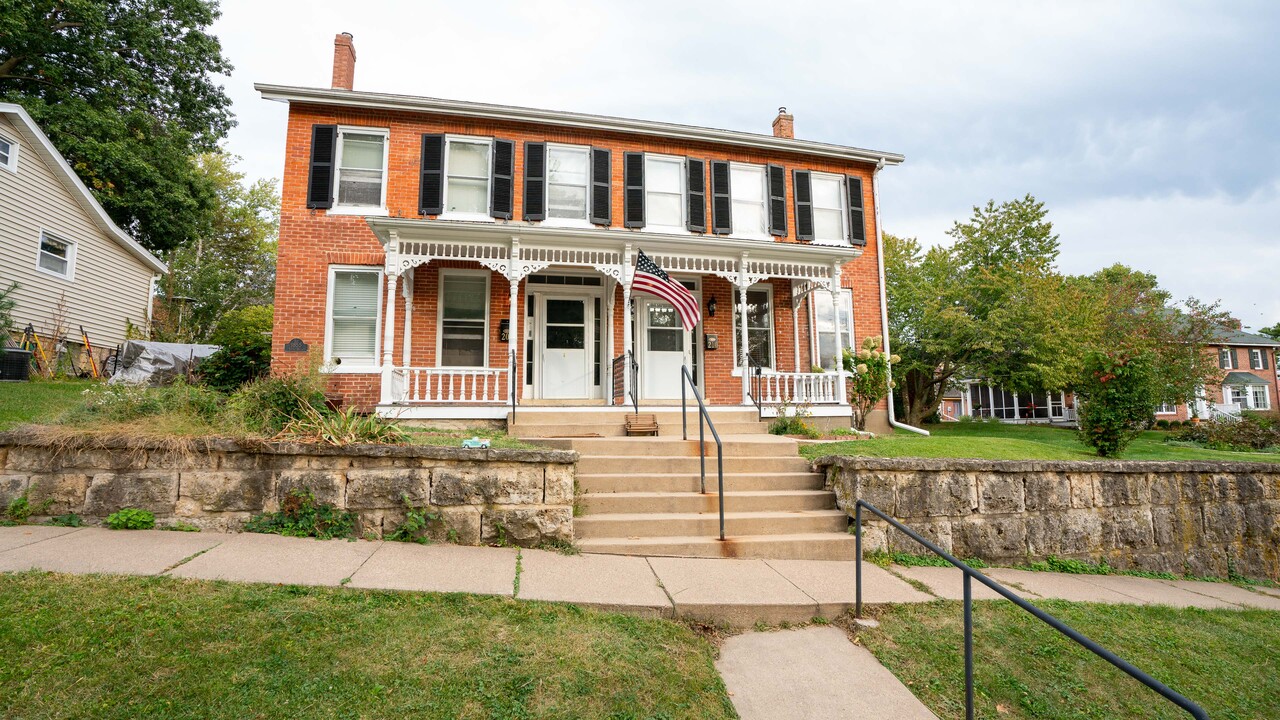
[57,447,148,472]
[886,519,952,554]
[439,506,482,545]
[857,523,889,553]
[1233,473,1270,502]
[1150,506,1182,549]
[1201,502,1245,545]
[481,506,572,547]
[146,448,219,471]
[0,446,9,469]
[955,516,1027,559]
[164,513,251,533]
[83,472,179,515]
[1045,510,1103,556]
[543,464,575,505]
[345,468,430,509]
[855,471,899,515]
[277,469,345,506]
[6,447,63,473]
[1024,473,1071,511]
[1069,473,1096,508]
[27,473,90,514]
[179,471,274,513]
[977,474,1024,514]
[1095,473,1150,507]
[1242,501,1280,545]
[431,464,543,506]
[1103,507,1156,550]
[0,473,29,506]
[897,472,972,518]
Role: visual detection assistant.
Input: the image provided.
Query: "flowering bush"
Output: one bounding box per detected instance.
[1075,351,1158,457]
[843,336,898,430]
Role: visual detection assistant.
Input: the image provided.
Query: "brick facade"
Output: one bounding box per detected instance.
[1157,344,1279,421]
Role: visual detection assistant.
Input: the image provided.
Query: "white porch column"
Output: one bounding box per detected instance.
[401,267,413,367]
[379,270,399,404]
[622,245,634,402]
[830,287,847,405]
[791,302,801,372]
[508,276,520,402]
[738,282,750,404]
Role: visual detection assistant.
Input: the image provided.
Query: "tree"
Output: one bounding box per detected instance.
[154,153,278,342]
[1076,351,1159,457]
[1260,323,1280,341]
[0,0,234,253]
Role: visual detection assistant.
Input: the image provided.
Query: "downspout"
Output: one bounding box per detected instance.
[872,158,929,436]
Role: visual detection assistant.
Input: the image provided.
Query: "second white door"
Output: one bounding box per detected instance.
[541,296,591,399]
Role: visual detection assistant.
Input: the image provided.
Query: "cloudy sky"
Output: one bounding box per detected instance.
[212,0,1280,330]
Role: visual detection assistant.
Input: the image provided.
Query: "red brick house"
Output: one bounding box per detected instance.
[1157,327,1279,420]
[258,34,902,432]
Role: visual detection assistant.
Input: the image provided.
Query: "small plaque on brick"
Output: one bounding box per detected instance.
[283,338,309,353]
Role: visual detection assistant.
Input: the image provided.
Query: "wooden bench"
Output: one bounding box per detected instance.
[624,413,659,437]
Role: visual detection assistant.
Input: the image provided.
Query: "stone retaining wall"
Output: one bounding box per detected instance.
[815,455,1280,580]
[0,431,577,547]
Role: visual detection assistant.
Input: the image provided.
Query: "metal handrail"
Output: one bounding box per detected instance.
[509,348,517,423]
[853,500,1209,720]
[746,357,764,421]
[628,349,639,416]
[680,365,725,541]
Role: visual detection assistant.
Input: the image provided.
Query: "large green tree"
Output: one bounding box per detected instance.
[1260,323,1280,341]
[0,0,234,253]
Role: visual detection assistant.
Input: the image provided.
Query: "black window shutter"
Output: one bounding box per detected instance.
[306,124,337,209]
[1231,348,1239,369]
[686,158,706,233]
[490,139,514,220]
[793,170,814,241]
[1264,350,1272,371]
[846,175,867,246]
[767,164,787,237]
[710,160,732,234]
[418,134,444,215]
[623,152,645,228]
[590,147,611,226]
[523,142,546,221]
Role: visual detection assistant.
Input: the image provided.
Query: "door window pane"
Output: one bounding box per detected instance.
[649,328,683,352]
[336,132,386,207]
[547,299,585,324]
[547,326,585,349]
[329,270,380,364]
[441,275,488,367]
[446,140,491,214]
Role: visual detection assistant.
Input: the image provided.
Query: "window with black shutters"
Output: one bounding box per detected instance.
[444,137,492,217]
[546,144,590,222]
[332,127,389,211]
[644,155,684,230]
[811,172,846,244]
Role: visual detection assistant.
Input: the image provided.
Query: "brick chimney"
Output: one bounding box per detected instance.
[332,32,356,90]
[772,106,794,139]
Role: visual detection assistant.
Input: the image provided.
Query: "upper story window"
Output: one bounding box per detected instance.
[730,164,767,239]
[811,173,846,244]
[1249,348,1265,369]
[334,128,388,210]
[326,267,381,368]
[0,134,16,172]
[547,145,589,221]
[444,137,492,217]
[645,155,684,230]
[1219,347,1235,369]
[37,232,74,279]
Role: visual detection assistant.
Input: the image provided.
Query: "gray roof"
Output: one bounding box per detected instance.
[1222,371,1270,386]
[1214,328,1280,347]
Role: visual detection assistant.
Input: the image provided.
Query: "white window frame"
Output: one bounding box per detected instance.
[643,154,688,234]
[0,132,17,173]
[1219,347,1235,369]
[1249,385,1270,410]
[543,143,592,228]
[810,171,848,246]
[436,268,491,369]
[733,283,776,371]
[1225,385,1247,407]
[35,230,75,281]
[327,126,390,216]
[323,265,383,373]
[1155,402,1178,415]
[440,134,494,222]
[729,162,769,240]
[1249,348,1264,370]
[810,289,854,371]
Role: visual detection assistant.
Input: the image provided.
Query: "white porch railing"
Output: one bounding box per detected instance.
[753,371,844,405]
[394,367,509,403]
[1208,402,1242,420]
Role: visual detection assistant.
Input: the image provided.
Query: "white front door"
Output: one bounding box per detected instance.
[640,298,691,400]
[540,296,591,399]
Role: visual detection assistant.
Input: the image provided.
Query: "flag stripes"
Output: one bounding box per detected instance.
[632,250,701,331]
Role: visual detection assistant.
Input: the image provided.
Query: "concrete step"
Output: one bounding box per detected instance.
[575,510,848,539]
[534,436,799,457]
[578,533,858,561]
[512,421,769,438]
[581,490,836,514]
[577,455,813,475]
[579,471,826,493]
[510,407,762,424]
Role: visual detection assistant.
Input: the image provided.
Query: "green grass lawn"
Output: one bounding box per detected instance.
[405,425,536,450]
[801,421,1280,463]
[0,572,735,720]
[858,599,1280,720]
[0,378,95,431]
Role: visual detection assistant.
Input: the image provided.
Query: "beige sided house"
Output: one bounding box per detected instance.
[0,103,165,358]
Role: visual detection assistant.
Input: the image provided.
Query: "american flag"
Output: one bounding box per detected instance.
[632,250,701,331]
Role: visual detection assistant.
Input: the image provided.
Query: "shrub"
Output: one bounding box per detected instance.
[106,508,155,530]
[843,336,897,431]
[199,334,271,393]
[279,404,409,445]
[0,281,16,339]
[5,494,52,524]
[208,305,273,347]
[768,400,819,438]
[244,489,356,540]
[71,380,222,423]
[1155,419,1170,430]
[223,375,327,435]
[1075,351,1159,457]
[1167,420,1183,429]
[1175,412,1280,452]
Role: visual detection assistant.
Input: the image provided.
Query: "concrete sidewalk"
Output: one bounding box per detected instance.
[2,527,1278,625]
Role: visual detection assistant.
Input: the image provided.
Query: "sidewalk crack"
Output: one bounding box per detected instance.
[763,558,821,614]
[0,526,88,556]
[342,541,384,587]
[645,556,676,612]
[161,541,222,574]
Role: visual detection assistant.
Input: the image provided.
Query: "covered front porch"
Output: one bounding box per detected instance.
[363,218,859,421]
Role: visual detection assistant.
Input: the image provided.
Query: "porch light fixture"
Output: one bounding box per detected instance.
[707,295,717,317]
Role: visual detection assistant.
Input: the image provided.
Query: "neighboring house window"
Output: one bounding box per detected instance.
[546,145,590,221]
[444,137,492,216]
[734,285,774,369]
[439,271,489,367]
[1219,348,1235,369]
[1251,385,1271,410]
[1250,348,1264,369]
[812,289,853,371]
[1155,402,1178,414]
[327,268,382,367]
[334,128,388,209]
[645,155,684,230]
[811,173,846,244]
[37,232,74,279]
[730,164,768,238]
[1226,386,1247,407]
[0,133,16,172]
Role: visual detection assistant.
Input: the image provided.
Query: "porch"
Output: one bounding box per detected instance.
[361,218,860,421]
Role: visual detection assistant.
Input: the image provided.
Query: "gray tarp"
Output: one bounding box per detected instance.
[107,340,220,386]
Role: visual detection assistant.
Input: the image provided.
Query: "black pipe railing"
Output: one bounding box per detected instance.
[745,357,764,421]
[853,499,1209,720]
[628,350,639,416]
[680,365,724,541]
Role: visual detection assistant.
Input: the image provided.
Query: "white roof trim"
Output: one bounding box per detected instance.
[0,103,166,274]
[255,84,905,167]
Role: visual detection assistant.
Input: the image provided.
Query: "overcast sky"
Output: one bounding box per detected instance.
[212,0,1280,329]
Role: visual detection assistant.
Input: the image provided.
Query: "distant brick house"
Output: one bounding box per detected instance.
[1156,327,1279,420]
[258,34,902,431]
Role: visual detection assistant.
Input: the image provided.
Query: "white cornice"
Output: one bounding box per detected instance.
[255,84,905,167]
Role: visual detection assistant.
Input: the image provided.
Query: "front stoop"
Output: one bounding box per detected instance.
[532,432,856,561]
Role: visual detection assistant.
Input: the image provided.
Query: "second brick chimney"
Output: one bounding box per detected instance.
[332,32,356,90]
[772,107,794,139]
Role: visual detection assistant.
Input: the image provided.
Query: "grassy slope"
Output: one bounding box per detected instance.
[860,599,1280,720]
[0,379,94,431]
[801,421,1280,463]
[0,573,735,720]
